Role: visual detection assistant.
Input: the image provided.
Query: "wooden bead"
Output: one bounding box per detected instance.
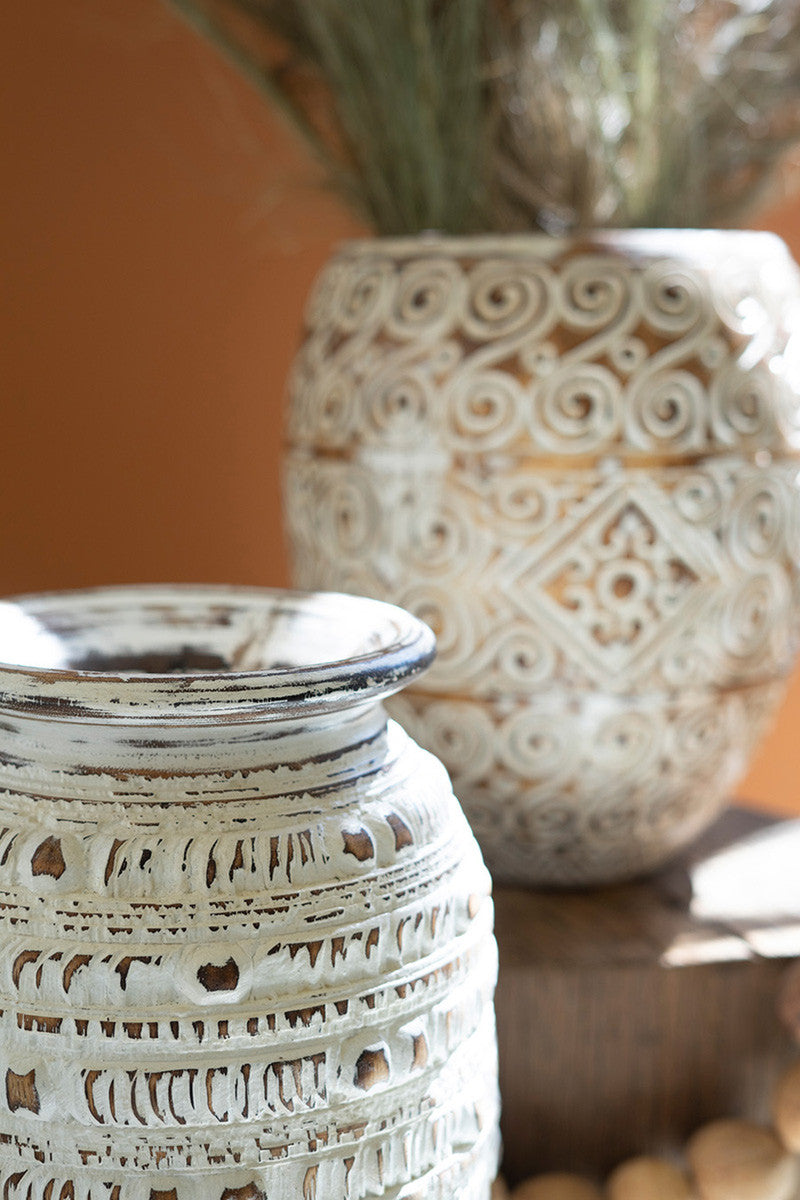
[773,1059,800,1151]
[687,1119,799,1200]
[511,1174,603,1200]
[607,1156,694,1199]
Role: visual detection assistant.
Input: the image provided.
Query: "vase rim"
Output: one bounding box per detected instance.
[336,227,791,260]
[0,584,436,723]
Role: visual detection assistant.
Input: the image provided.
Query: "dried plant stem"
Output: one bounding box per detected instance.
[627,0,662,222]
[165,0,347,188]
[165,0,800,234]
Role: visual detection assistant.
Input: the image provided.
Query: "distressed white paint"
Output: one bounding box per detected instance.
[285,231,800,885]
[0,586,499,1199]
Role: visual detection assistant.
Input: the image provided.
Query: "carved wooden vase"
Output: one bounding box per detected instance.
[0,585,499,1200]
[284,231,800,886]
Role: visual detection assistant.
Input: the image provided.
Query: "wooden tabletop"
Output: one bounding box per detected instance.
[493,807,800,1181]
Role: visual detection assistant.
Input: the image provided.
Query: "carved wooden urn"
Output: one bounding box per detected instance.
[0,585,499,1200]
[285,230,800,886]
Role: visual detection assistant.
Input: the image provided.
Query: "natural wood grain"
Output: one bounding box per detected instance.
[495,807,800,1183]
[773,1060,800,1151]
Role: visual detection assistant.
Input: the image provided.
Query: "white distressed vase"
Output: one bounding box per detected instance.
[284,231,800,886]
[0,585,499,1199]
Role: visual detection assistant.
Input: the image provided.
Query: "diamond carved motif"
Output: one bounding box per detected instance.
[509,482,725,683]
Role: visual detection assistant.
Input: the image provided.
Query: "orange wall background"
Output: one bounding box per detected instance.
[3,2,800,814]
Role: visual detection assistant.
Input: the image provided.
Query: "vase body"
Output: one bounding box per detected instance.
[0,586,499,1199]
[284,231,800,886]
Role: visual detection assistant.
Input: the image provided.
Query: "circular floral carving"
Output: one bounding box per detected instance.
[331,259,394,336]
[364,369,432,447]
[498,710,572,782]
[536,364,622,452]
[493,626,558,689]
[610,335,649,375]
[404,698,496,783]
[673,472,725,525]
[405,500,485,576]
[558,256,631,329]
[462,259,554,340]
[286,235,800,884]
[591,710,658,776]
[492,474,558,534]
[318,475,380,557]
[730,477,789,565]
[627,369,706,450]
[385,257,464,340]
[394,583,478,672]
[640,262,710,334]
[710,363,771,443]
[721,571,790,660]
[302,376,358,447]
[448,370,526,451]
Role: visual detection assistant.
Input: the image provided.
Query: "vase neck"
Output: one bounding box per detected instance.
[0,700,390,807]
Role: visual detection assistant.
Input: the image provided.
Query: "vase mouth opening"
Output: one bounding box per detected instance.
[340,227,791,263]
[0,585,436,722]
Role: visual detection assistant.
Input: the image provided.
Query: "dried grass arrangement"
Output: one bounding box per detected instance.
[167,0,800,235]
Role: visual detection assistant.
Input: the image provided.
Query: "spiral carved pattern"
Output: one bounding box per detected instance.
[284,233,800,885]
[0,589,499,1198]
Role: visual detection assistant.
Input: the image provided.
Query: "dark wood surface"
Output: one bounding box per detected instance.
[494,807,800,1183]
